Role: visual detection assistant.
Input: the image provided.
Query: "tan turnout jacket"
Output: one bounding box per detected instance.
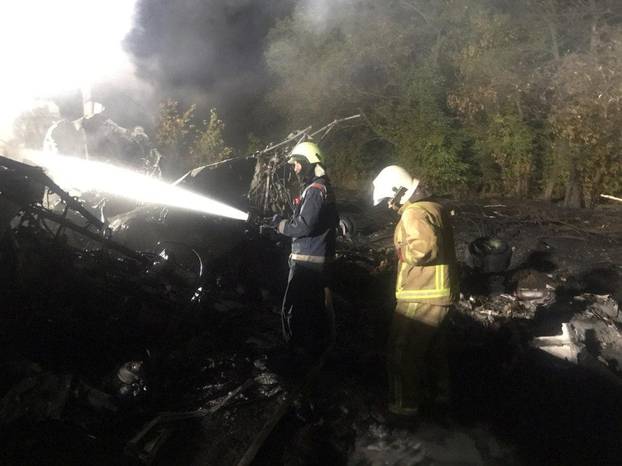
[393,200,458,305]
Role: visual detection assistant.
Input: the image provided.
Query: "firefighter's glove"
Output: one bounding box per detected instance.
[270,214,283,228]
[259,224,279,240]
[260,214,284,240]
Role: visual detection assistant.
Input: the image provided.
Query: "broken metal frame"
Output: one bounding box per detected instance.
[126,378,255,464]
[124,340,336,465]
[250,114,362,159]
[171,114,361,216]
[0,155,104,230]
[0,155,150,265]
[27,204,148,264]
[246,114,362,215]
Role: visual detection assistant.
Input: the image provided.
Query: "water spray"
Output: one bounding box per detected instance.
[23,151,249,222]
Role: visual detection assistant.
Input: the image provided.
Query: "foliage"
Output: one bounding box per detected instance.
[147,0,622,204]
[154,100,233,175]
[323,128,393,189]
[154,100,196,175]
[245,133,266,154]
[265,0,475,191]
[259,0,622,205]
[548,32,622,206]
[472,114,536,196]
[190,109,233,166]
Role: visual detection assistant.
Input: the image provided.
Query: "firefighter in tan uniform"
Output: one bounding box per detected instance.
[372,165,458,418]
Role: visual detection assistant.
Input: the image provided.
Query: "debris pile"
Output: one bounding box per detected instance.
[1,148,622,466]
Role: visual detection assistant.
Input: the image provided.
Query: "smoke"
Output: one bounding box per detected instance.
[1,0,361,153]
[124,0,296,146]
[294,0,362,32]
[0,0,413,152]
[0,1,145,142]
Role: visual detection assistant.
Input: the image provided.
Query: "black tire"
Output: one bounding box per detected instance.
[465,236,512,273]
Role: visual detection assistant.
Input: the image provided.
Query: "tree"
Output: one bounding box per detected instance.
[262,0,622,201]
[190,109,233,166]
[245,133,266,154]
[545,1,622,206]
[154,100,233,176]
[549,45,622,207]
[154,99,197,176]
[446,3,550,196]
[265,0,474,190]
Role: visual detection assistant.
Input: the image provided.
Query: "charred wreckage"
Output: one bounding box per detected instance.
[2,112,622,465]
[0,115,363,465]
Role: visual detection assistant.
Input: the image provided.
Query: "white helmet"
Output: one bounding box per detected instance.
[372,165,420,206]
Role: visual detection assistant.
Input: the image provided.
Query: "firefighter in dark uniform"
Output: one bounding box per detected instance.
[274,142,339,356]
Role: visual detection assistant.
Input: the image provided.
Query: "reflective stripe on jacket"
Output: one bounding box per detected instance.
[393,200,458,305]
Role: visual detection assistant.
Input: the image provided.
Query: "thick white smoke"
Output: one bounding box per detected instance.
[0,1,139,141]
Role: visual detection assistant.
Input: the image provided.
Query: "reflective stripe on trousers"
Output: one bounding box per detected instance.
[290,253,333,264]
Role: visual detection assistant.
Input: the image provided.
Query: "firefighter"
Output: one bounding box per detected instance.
[43,105,87,158]
[272,141,339,357]
[372,165,458,419]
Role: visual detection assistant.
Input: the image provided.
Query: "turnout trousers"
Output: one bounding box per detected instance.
[281,259,335,355]
[387,302,450,416]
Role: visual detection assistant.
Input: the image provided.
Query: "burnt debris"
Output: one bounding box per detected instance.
[1,149,622,465]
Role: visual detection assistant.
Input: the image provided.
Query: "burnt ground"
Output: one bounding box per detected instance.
[1,198,622,465]
[254,199,622,466]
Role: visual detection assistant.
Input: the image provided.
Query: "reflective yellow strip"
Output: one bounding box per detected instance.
[398,288,449,297]
[395,263,450,300]
[435,263,440,289]
[396,289,450,300]
[436,264,447,290]
[395,262,408,291]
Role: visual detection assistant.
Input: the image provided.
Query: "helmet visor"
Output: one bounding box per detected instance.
[287,155,306,165]
[372,185,390,206]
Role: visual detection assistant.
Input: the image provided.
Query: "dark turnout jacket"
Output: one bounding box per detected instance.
[277,176,338,263]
